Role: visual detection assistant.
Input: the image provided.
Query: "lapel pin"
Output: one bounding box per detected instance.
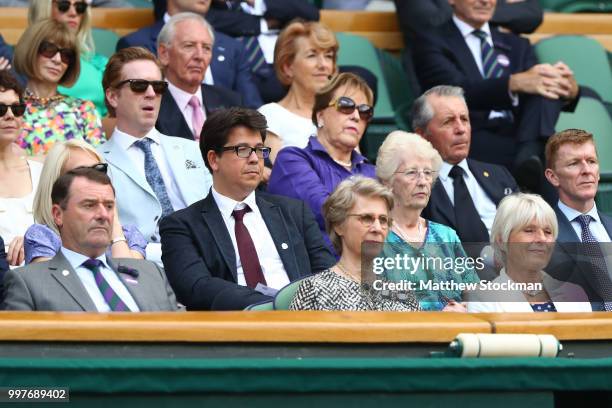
[504,187,513,195]
[483,171,489,177]
[62,270,70,276]
[218,55,225,62]
[281,243,289,249]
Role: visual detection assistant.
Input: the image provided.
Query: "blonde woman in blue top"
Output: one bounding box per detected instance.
[29,0,108,117]
[377,131,479,311]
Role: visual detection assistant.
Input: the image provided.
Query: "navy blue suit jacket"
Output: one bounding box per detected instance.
[160,191,335,310]
[423,159,518,240]
[156,83,242,140]
[548,204,612,307]
[117,22,262,108]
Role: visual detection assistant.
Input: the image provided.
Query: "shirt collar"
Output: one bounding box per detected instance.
[558,200,601,224]
[309,136,369,166]
[439,159,469,181]
[112,127,162,151]
[167,81,202,112]
[452,14,492,40]
[211,186,258,220]
[61,246,109,271]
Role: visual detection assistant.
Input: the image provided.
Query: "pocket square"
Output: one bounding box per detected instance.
[185,159,200,169]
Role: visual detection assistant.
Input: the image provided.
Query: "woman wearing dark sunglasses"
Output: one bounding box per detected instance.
[24,139,146,264]
[28,0,109,117]
[13,19,103,155]
[268,72,376,249]
[0,71,43,266]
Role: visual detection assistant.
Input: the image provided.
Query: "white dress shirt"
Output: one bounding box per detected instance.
[211,187,290,289]
[558,201,612,243]
[167,81,207,136]
[438,159,498,235]
[61,247,140,312]
[240,0,278,63]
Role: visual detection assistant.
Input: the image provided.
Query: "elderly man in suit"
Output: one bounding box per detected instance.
[155,12,242,141]
[1,167,179,311]
[117,0,262,108]
[98,47,212,264]
[415,85,518,248]
[544,129,612,310]
[412,0,579,194]
[160,107,335,310]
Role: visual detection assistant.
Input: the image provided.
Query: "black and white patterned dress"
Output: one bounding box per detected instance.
[289,270,420,311]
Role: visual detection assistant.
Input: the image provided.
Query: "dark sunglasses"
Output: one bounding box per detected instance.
[74,163,108,174]
[54,0,88,14]
[114,79,168,95]
[0,103,26,118]
[219,145,271,159]
[38,41,75,65]
[328,96,374,121]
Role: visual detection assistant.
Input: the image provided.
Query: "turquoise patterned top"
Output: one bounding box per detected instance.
[59,53,108,117]
[383,220,480,311]
[18,93,105,155]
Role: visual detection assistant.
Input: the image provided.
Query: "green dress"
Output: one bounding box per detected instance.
[58,53,108,117]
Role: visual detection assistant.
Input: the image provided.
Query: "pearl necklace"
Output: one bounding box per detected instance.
[393,219,425,242]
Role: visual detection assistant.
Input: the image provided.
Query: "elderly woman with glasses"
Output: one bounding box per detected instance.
[289,176,420,311]
[377,131,479,311]
[28,0,109,117]
[13,18,103,156]
[0,71,43,266]
[23,139,145,264]
[268,72,375,247]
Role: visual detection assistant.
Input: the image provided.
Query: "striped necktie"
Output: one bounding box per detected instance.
[236,36,267,75]
[82,259,130,312]
[472,30,503,79]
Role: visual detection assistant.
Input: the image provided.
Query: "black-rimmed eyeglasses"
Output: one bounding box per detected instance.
[219,145,271,159]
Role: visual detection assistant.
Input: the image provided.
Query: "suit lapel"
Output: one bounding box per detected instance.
[49,252,97,312]
[555,205,581,242]
[200,194,238,281]
[158,90,193,140]
[149,21,164,55]
[256,194,300,281]
[599,212,612,239]
[446,22,482,79]
[491,29,513,76]
[107,259,148,311]
[468,160,504,205]
[429,180,456,228]
[101,138,155,199]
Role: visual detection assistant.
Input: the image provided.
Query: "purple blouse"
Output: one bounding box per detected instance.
[268,136,376,241]
[24,223,147,264]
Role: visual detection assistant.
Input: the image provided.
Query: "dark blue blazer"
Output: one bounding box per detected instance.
[156,83,242,140]
[117,22,263,108]
[160,191,335,310]
[423,159,518,240]
[548,204,612,307]
[0,235,8,302]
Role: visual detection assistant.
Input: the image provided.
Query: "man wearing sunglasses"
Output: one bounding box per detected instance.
[155,12,242,142]
[160,107,335,310]
[98,47,212,265]
[116,0,262,109]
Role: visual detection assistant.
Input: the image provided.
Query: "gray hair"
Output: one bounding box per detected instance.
[157,12,215,50]
[411,85,465,132]
[376,130,443,183]
[323,176,394,256]
[491,193,558,264]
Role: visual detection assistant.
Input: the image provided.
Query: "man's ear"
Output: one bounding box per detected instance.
[51,204,63,230]
[207,150,219,173]
[414,127,426,138]
[106,87,119,111]
[544,168,560,188]
[158,43,170,67]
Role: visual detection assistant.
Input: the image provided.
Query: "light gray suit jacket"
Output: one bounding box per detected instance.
[97,129,211,243]
[1,252,180,312]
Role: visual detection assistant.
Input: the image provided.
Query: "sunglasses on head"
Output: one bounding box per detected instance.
[38,41,75,65]
[114,79,168,95]
[74,163,108,174]
[0,103,26,118]
[54,0,88,14]
[328,96,373,121]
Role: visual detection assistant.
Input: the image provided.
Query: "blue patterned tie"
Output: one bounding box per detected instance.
[82,259,130,312]
[133,138,174,218]
[236,36,266,75]
[576,215,612,311]
[472,30,503,79]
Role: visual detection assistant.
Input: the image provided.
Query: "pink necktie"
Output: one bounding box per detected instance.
[188,95,204,140]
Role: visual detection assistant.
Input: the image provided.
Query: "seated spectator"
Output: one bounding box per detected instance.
[377,131,478,311]
[25,139,146,264]
[467,193,591,312]
[13,19,104,155]
[289,176,420,311]
[411,0,579,193]
[98,47,212,265]
[160,107,335,310]
[29,0,109,116]
[258,20,337,161]
[0,71,42,266]
[0,234,8,301]
[267,73,375,246]
[118,0,263,108]
[155,12,242,141]
[2,167,179,312]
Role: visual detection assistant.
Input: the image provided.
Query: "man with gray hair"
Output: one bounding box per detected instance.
[155,12,243,141]
[414,85,518,245]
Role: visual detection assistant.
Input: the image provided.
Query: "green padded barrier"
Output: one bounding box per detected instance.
[126,0,154,6]
[244,300,274,311]
[336,32,394,123]
[538,0,611,12]
[273,277,309,310]
[377,49,415,131]
[535,35,612,104]
[91,28,120,59]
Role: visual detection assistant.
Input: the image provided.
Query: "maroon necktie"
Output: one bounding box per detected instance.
[232,205,267,288]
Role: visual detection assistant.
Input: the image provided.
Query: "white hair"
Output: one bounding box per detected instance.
[157,12,215,50]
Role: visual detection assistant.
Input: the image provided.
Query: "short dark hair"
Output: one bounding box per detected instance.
[0,71,24,103]
[200,107,268,172]
[52,167,115,209]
